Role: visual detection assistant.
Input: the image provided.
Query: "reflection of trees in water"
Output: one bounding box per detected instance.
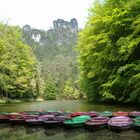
[0,123,9,129]
[44,127,64,137]
[0,124,139,140]
[26,126,44,134]
[63,128,140,140]
[63,128,88,139]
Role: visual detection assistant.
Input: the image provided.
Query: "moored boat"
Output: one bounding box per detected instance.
[100,111,112,117]
[0,114,10,122]
[108,116,132,132]
[43,115,68,127]
[63,115,91,128]
[113,111,129,117]
[9,114,38,124]
[129,111,140,118]
[85,116,109,130]
[86,111,99,117]
[23,111,41,115]
[52,111,64,116]
[70,112,87,117]
[133,122,140,131]
[10,114,25,124]
[132,116,140,132]
[25,118,45,125]
[39,114,55,121]
[55,115,69,121]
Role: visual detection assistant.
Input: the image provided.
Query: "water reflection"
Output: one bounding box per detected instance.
[26,126,44,134]
[0,123,139,140]
[0,100,139,112]
[0,100,139,140]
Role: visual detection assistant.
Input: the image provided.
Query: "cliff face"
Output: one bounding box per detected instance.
[22,18,78,49]
[53,18,78,30]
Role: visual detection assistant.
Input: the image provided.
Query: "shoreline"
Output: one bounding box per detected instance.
[0,98,45,104]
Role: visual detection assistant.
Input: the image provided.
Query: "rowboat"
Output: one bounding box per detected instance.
[0,114,10,122]
[85,116,109,130]
[23,111,41,115]
[113,111,129,117]
[52,111,64,116]
[10,117,25,124]
[100,111,112,117]
[132,116,140,131]
[108,116,132,132]
[70,112,87,117]
[63,111,72,115]
[25,118,45,125]
[129,111,140,117]
[43,115,68,127]
[55,115,69,121]
[10,114,25,124]
[39,114,55,121]
[63,115,91,128]
[86,111,99,117]
[39,111,52,115]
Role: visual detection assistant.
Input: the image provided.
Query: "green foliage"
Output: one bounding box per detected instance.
[0,23,38,99]
[44,81,57,100]
[59,79,80,99]
[22,26,79,99]
[77,0,140,103]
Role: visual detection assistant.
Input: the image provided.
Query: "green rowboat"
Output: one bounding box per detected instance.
[133,117,140,131]
[100,111,112,117]
[63,115,91,128]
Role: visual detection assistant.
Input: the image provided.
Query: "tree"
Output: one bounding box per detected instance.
[77,0,140,103]
[44,81,57,100]
[0,23,38,99]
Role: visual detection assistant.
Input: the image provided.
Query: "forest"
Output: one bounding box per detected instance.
[77,0,140,103]
[0,0,140,103]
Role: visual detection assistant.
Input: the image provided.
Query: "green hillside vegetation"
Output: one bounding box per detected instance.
[22,26,80,100]
[77,0,140,103]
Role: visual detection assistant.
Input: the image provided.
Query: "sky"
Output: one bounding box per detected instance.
[0,0,94,30]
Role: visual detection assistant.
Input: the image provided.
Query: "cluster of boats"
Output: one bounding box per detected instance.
[0,110,140,132]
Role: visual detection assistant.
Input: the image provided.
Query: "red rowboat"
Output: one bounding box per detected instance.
[113,111,129,117]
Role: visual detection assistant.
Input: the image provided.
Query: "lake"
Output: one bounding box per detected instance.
[0,100,139,140]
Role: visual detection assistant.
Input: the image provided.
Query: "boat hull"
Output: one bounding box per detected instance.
[85,116,109,130]
[25,119,44,126]
[63,122,85,128]
[10,119,25,124]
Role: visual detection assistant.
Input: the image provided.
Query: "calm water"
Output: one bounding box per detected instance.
[0,100,139,140]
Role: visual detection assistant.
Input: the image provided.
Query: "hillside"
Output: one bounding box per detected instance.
[22,18,80,99]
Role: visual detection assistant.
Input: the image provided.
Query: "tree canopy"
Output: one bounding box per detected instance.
[77,0,140,103]
[0,23,38,99]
